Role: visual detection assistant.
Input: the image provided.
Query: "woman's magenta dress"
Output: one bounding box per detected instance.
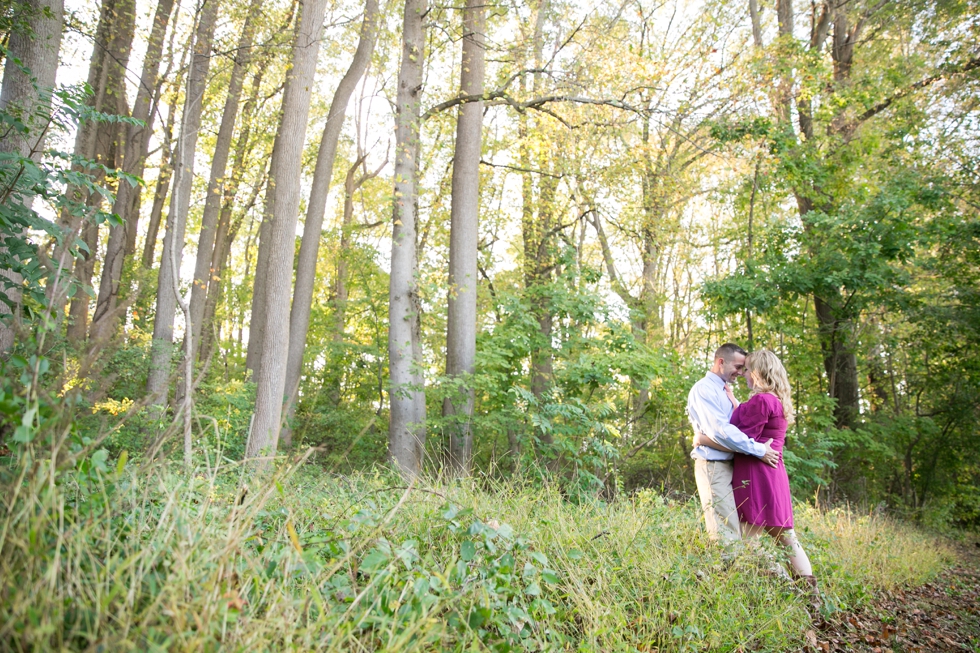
[731,393,794,528]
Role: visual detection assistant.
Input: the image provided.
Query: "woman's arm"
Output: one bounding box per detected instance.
[693,431,735,453]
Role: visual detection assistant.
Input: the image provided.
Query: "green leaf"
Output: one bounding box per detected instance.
[460,540,476,562]
[359,548,390,574]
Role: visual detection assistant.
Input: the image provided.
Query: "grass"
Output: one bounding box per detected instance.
[0,450,955,652]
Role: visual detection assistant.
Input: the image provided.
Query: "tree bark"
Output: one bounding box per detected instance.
[0,0,63,352]
[199,60,271,365]
[244,168,274,376]
[280,0,379,447]
[520,0,552,414]
[245,0,329,459]
[243,0,300,377]
[140,103,176,269]
[443,0,486,477]
[140,3,188,270]
[90,0,175,344]
[388,0,428,478]
[187,0,263,356]
[199,166,266,365]
[748,0,763,48]
[65,0,136,343]
[146,0,219,406]
[814,294,859,428]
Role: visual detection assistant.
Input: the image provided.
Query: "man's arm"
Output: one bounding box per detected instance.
[694,430,778,468]
[692,384,765,457]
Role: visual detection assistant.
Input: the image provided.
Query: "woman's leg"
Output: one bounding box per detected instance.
[743,522,793,580]
[741,521,766,540]
[765,527,813,577]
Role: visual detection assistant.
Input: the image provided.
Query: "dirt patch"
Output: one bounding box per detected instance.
[809,543,980,652]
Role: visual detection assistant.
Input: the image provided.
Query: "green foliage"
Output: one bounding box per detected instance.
[0,80,137,317]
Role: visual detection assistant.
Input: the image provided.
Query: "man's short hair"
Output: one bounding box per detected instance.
[714,343,747,362]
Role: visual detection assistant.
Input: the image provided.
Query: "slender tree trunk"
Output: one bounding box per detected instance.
[141,0,187,269]
[199,166,266,364]
[527,167,555,402]
[243,0,300,377]
[199,62,270,365]
[388,0,427,478]
[519,0,555,454]
[141,105,176,268]
[187,0,263,356]
[0,0,63,352]
[246,0,329,459]
[280,0,379,447]
[146,0,219,406]
[443,0,486,477]
[65,0,136,342]
[245,173,274,375]
[748,0,763,48]
[90,0,175,343]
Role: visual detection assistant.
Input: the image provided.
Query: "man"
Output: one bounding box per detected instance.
[688,343,779,543]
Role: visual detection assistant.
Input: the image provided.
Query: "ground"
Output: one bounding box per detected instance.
[812,541,980,653]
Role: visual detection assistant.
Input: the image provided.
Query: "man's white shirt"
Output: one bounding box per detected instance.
[687,371,766,461]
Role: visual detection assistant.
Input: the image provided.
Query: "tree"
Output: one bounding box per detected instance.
[0,0,63,352]
[742,0,979,428]
[186,0,264,357]
[443,0,486,476]
[146,0,219,405]
[89,0,175,343]
[64,0,136,343]
[387,0,428,477]
[245,0,329,459]
[281,0,380,448]
[198,50,276,366]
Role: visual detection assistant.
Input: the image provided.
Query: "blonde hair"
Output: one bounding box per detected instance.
[746,349,795,425]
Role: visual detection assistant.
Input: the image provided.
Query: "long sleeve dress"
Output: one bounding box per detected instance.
[731,392,794,529]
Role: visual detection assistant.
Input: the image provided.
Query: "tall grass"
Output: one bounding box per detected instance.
[0,451,954,652]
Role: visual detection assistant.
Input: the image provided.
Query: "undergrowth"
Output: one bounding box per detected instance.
[0,448,954,652]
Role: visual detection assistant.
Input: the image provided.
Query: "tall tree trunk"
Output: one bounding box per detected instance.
[246,0,329,459]
[244,168,274,376]
[519,0,554,453]
[784,0,860,429]
[140,103,176,268]
[187,0,263,356]
[140,1,187,270]
[65,0,136,343]
[526,167,555,402]
[748,0,763,48]
[198,61,270,365]
[443,0,486,477]
[388,0,427,478]
[814,295,859,428]
[90,0,175,343]
[199,166,266,365]
[0,0,63,352]
[146,0,218,405]
[280,0,379,447]
[242,0,300,377]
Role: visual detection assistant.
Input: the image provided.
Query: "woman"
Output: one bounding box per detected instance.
[694,350,819,600]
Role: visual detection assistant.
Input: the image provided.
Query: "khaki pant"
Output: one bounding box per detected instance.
[694,459,740,543]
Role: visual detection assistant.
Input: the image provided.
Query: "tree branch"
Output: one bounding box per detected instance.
[849,55,980,131]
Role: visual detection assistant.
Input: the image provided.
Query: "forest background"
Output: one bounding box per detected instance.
[2,0,980,648]
[2,0,980,522]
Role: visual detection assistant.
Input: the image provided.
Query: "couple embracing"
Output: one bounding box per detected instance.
[687,343,819,604]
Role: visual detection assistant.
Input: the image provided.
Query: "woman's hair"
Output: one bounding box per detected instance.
[746,349,795,425]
